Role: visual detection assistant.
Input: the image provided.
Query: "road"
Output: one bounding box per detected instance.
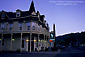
[0,47,85,57]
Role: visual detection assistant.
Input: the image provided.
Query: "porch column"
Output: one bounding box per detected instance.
[33,37,35,51]
[0,35,1,51]
[46,36,47,48]
[44,34,45,51]
[20,33,22,52]
[34,37,35,51]
[30,33,32,52]
[10,33,13,51]
[1,34,3,51]
[47,36,49,48]
[26,36,28,51]
[38,34,39,51]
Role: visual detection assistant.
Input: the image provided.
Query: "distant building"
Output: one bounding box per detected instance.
[0,1,50,52]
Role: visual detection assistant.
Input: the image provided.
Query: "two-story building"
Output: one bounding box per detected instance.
[0,1,50,52]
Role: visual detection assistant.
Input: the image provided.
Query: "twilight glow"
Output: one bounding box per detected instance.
[0,0,85,36]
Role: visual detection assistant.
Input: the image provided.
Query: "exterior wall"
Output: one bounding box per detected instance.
[22,36,29,51]
[0,34,50,52]
[0,38,2,51]
[12,37,21,51]
[23,22,27,31]
[0,21,49,36]
[13,21,19,32]
[2,37,11,51]
[0,1,50,52]
[0,20,50,52]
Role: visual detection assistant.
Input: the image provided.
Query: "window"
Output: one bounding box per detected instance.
[9,24,13,30]
[27,23,31,30]
[17,14,19,17]
[27,23,30,26]
[1,14,5,19]
[32,22,36,26]
[1,23,4,30]
[22,40,24,48]
[27,26,30,30]
[16,12,20,17]
[19,23,22,30]
[32,22,36,30]
[20,27,22,30]
[1,23,7,30]
[37,26,40,31]
[32,26,35,30]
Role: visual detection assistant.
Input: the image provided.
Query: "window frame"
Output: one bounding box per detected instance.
[32,26,35,30]
[19,23,23,30]
[9,23,13,31]
[27,22,31,30]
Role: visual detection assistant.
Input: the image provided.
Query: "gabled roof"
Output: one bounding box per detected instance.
[5,11,32,18]
[5,12,16,18]
[0,1,49,30]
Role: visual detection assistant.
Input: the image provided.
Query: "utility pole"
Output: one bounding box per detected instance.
[53,24,56,48]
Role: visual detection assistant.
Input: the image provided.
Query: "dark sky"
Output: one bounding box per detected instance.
[0,0,85,36]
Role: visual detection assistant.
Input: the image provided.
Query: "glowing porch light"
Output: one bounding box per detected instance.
[34,40,36,42]
[12,39,15,41]
[45,41,46,42]
[41,40,43,41]
[0,39,1,41]
[26,40,29,42]
[43,40,44,42]
[39,40,40,41]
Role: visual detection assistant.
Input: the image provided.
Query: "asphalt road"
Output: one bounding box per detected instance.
[0,47,85,57]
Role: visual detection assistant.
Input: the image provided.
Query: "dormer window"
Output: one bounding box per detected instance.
[16,9,21,17]
[1,14,5,19]
[16,12,20,17]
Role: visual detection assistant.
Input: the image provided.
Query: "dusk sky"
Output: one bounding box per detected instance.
[0,0,85,36]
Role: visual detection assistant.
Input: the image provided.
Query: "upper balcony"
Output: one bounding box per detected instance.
[0,22,49,35]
